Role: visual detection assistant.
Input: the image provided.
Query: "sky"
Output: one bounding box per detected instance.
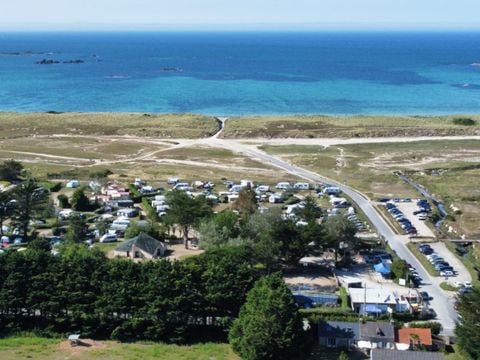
[0,0,479,31]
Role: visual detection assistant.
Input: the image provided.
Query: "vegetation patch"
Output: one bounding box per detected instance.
[453,118,476,126]
[440,282,457,291]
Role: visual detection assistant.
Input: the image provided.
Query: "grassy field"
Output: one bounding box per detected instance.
[260,140,480,237]
[222,114,480,138]
[0,336,239,360]
[0,112,219,139]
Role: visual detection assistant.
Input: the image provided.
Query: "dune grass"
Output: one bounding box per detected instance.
[222,114,480,138]
[0,112,219,139]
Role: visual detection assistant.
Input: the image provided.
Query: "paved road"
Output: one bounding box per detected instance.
[220,140,458,335]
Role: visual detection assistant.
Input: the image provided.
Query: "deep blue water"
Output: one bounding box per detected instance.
[0,31,479,115]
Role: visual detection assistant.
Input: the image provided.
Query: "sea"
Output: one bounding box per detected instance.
[0,31,479,115]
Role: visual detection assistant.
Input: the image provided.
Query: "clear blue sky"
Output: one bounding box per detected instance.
[1,0,479,31]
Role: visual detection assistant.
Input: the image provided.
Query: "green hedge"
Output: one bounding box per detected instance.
[142,197,158,221]
[408,321,443,335]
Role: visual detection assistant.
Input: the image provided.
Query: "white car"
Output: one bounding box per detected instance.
[100,233,117,243]
[464,281,473,288]
[440,270,454,277]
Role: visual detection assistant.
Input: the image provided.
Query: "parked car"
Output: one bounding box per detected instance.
[99,233,117,243]
[440,270,454,277]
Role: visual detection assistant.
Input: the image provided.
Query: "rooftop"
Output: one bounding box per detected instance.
[397,328,433,346]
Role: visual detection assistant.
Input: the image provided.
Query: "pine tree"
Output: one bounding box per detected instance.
[70,187,90,211]
[455,287,480,359]
[12,177,48,242]
[229,274,306,360]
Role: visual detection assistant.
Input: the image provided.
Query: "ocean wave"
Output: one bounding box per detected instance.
[106,75,130,79]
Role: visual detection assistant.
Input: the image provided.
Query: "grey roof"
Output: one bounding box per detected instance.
[318,321,360,340]
[114,232,164,256]
[360,321,395,342]
[371,349,444,360]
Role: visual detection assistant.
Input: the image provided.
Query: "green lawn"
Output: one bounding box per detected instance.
[0,336,239,360]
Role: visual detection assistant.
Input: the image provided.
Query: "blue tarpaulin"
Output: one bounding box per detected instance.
[359,304,389,315]
[374,261,391,274]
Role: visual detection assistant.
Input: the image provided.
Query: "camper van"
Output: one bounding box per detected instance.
[324,186,342,195]
[276,182,291,190]
[293,182,310,190]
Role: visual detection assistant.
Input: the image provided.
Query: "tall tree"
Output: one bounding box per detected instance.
[12,177,48,242]
[0,190,14,236]
[64,213,88,243]
[0,159,24,182]
[70,187,90,211]
[295,196,322,224]
[229,274,306,360]
[456,288,480,359]
[242,209,282,272]
[233,187,258,216]
[165,190,212,249]
[198,210,240,249]
[323,215,357,262]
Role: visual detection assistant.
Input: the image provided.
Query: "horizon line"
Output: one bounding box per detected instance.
[1,22,480,32]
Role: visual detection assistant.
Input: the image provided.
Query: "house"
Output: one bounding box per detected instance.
[370,349,444,360]
[113,233,166,260]
[396,328,433,351]
[348,288,411,315]
[358,321,395,350]
[318,321,359,348]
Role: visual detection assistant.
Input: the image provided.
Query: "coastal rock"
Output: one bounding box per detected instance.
[63,59,85,64]
[36,59,85,65]
[36,59,60,65]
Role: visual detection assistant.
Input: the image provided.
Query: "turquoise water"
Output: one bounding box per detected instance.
[0,32,479,115]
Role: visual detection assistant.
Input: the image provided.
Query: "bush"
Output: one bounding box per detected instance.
[453,118,476,126]
[49,182,62,192]
[57,194,70,208]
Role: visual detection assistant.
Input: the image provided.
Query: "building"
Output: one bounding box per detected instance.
[358,321,395,350]
[113,233,166,260]
[396,328,433,351]
[317,321,359,348]
[348,287,411,315]
[370,349,444,360]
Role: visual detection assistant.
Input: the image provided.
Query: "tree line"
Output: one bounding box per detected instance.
[0,242,257,343]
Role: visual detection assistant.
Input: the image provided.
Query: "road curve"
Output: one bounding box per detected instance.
[219,140,458,335]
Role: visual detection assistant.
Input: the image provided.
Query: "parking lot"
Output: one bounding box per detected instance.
[430,242,471,284]
[397,201,436,238]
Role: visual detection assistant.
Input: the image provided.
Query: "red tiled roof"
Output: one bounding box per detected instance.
[397,328,433,346]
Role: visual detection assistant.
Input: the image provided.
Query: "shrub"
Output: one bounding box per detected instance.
[409,321,443,335]
[57,194,70,208]
[453,118,476,126]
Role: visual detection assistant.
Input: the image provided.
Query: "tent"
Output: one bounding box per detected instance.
[374,261,391,277]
